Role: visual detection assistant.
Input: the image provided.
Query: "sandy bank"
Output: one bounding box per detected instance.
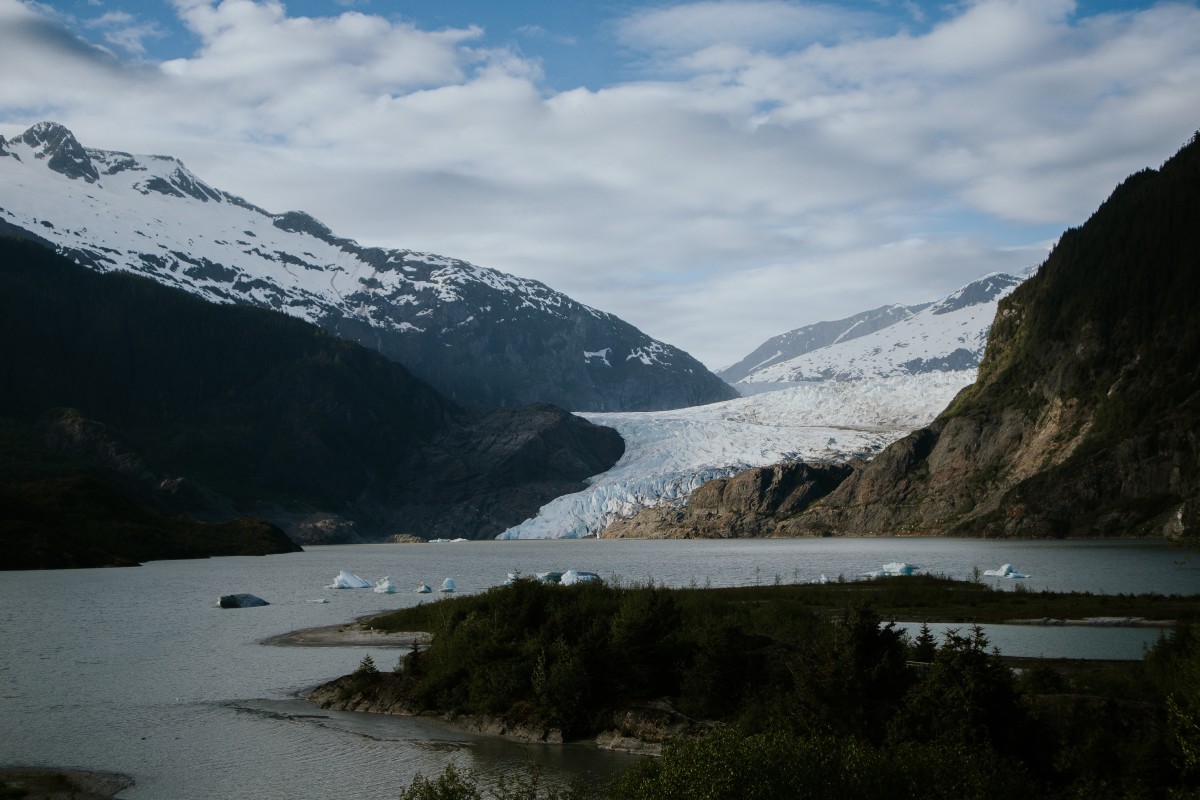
[262,616,430,648]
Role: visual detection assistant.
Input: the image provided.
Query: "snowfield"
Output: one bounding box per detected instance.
[498,371,973,539]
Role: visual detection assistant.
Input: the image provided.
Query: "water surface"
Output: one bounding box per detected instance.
[1,538,1195,797]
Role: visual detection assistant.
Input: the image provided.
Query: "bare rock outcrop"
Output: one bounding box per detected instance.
[603,461,852,538]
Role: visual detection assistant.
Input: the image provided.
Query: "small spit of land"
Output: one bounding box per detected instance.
[307,574,1200,800]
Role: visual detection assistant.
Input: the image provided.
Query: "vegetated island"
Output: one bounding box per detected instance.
[309,574,1200,799]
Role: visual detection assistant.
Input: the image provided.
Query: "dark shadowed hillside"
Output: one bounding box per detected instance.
[0,237,624,567]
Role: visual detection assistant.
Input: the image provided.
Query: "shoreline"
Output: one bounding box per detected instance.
[1000,616,1172,627]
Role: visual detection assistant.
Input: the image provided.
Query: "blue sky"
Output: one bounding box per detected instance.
[3,0,1199,367]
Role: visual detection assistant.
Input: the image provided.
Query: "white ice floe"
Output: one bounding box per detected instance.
[373,576,398,594]
[440,578,457,592]
[327,570,371,589]
[498,372,971,540]
[415,583,432,593]
[560,569,601,586]
[983,564,1029,579]
[864,562,920,577]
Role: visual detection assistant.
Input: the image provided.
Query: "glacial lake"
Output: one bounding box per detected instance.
[1,537,1197,798]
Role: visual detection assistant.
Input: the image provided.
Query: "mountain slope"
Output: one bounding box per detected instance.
[727,272,1025,387]
[0,122,735,412]
[718,303,925,383]
[792,131,1200,539]
[0,236,624,553]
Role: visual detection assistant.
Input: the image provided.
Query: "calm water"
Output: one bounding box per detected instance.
[1,538,1197,798]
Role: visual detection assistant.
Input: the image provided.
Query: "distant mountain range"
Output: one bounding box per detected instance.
[0,122,735,412]
[720,272,1026,387]
[0,237,625,567]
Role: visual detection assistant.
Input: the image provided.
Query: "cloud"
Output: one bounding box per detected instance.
[1,0,1199,368]
[616,0,881,54]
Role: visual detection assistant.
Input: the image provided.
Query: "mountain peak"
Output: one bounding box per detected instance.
[12,121,99,183]
[0,123,737,411]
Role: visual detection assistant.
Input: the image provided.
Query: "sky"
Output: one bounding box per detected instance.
[2,0,1199,370]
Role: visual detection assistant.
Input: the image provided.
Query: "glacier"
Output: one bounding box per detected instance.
[498,371,973,539]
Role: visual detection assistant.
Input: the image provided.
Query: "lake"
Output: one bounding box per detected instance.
[1,537,1196,798]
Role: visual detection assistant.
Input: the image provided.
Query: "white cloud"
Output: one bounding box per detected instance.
[616,1,880,54]
[1,0,1199,369]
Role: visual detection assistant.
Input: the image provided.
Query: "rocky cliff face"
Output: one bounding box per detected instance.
[603,461,852,538]
[612,131,1200,541]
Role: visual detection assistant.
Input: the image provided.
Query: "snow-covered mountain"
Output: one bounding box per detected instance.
[498,371,970,539]
[0,122,735,412]
[722,272,1026,387]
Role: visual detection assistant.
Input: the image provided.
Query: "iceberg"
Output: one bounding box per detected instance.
[864,562,919,577]
[415,583,432,593]
[983,563,1029,579]
[440,577,456,592]
[217,593,268,608]
[327,570,371,589]
[373,576,398,594]
[536,571,563,584]
[560,569,601,586]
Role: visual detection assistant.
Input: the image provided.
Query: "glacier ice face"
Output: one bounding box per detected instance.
[498,372,973,540]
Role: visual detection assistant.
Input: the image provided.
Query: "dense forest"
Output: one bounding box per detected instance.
[315,577,1200,799]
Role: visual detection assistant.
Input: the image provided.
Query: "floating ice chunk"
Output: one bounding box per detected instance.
[415,583,432,594]
[440,577,457,592]
[309,598,330,604]
[218,593,268,608]
[983,563,1029,579]
[864,562,919,578]
[327,570,371,589]
[560,569,601,586]
[373,576,398,594]
[536,571,563,584]
[813,574,829,584]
